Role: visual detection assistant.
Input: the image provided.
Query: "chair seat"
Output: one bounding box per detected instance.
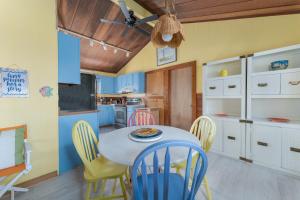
[136,173,186,200]
[84,156,127,181]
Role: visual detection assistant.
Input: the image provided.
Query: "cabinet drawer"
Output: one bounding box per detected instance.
[252,74,280,95]
[223,121,242,158]
[206,79,223,96]
[282,128,300,173]
[281,72,300,95]
[252,125,281,168]
[224,77,242,96]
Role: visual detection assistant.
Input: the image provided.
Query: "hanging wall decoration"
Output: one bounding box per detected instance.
[39,86,53,97]
[0,67,29,97]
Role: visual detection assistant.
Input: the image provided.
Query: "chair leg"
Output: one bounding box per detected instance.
[119,176,127,200]
[85,182,91,200]
[11,189,14,200]
[112,179,117,195]
[100,179,107,197]
[93,181,98,193]
[204,176,212,200]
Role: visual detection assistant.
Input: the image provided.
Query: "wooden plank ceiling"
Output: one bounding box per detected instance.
[134,0,300,23]
[57,0,152,73]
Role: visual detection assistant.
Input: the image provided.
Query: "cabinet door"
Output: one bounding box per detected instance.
[252,74,280,95]
[145,98,164,125]
[58,32,80,84]
[281,72,300,95]
[223,120,243,159]
[108,106,115,125]
[282,128,300,173]
[210,117,223,152]
[133,72,145,93]
[146,71,164,96]
[252,124,281,168]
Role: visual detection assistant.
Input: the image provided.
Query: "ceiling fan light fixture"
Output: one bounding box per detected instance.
[162,34,173,42]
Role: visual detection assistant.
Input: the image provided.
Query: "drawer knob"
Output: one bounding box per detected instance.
[289,81,300,86]
[257,141,268,147]
[228,85,236,89]
[257,83,268,87]
[209,86,216,90]
[290,147,300,153]
[227,136,236,140]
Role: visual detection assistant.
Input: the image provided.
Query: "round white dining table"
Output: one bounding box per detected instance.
[98,125,200,166]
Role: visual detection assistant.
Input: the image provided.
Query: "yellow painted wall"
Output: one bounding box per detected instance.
[0,0,58,182]
[118,14,300,93]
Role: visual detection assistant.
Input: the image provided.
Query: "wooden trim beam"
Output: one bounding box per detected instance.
[180,5,300,23]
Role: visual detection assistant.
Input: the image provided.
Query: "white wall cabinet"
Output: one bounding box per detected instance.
[204,44,300,177]
[251,124,282,168]
[282,128,300,173]
[223,120,243,159]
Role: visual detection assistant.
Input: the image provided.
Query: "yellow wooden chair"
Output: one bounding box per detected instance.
[174,116,216,200]
[72,120,128,200]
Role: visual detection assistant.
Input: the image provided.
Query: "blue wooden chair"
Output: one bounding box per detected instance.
[131,140,208,200]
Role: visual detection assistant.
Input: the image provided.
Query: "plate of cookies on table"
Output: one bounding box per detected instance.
[129,128,163,142]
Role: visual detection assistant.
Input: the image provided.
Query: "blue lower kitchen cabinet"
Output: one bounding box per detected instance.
[58,31,80,84]
[98,105,115,127]
[59,111,99,174]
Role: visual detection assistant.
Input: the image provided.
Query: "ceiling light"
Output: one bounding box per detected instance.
[126,52,130,57]
[103,45,108,51]
[89,40,94,47]
[162,34,173,42]
[114,49,118,54]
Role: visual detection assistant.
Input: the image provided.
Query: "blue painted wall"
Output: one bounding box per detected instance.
[59,112,99,174]
[58,32,80,84]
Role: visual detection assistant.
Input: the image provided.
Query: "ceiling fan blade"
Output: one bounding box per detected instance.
[134,26,150,36]
[135,15,158,26]
[100,19,125,25]
[118,0,131,20]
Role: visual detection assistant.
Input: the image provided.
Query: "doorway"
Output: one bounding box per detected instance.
[169,62,196,130]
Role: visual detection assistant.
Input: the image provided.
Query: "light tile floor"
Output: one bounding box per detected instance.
[3,126,300,200]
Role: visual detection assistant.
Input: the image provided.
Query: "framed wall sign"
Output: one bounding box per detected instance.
[157,47,177,66]
[0,68,29,97]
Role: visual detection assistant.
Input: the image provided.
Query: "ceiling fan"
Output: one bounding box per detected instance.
[99,0,158,36]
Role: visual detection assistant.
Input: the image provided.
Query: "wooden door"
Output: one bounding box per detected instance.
[146,71,164,96]
[170,65,196,130]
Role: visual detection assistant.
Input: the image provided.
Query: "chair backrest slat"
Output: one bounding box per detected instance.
[131,140,208,200]
[141,159,149,200]
[182,148,192,200]
[190,116,216,152]
[128,110,155,127]
[163,147,170,200]
[72,121,98,176]
[153,151,159,200]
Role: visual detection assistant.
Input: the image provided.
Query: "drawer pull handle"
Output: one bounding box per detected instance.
[257,141,268,147]
[227,136,236,140]
[290,147,300,153]
[228,85,236,89]
[209,86,216,90]
[257,83,268,87]
[289,81,300,86]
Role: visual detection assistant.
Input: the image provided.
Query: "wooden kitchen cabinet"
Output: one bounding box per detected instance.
[145,98,165,125]
[146,70,165,96]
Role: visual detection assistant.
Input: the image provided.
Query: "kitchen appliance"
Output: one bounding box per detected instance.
[115,98,145,127]
[115,105,127,128]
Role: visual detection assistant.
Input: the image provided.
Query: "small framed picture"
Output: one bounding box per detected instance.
[157,47,177,66]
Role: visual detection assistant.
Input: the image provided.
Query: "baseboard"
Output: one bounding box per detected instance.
[17,171,58,188]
